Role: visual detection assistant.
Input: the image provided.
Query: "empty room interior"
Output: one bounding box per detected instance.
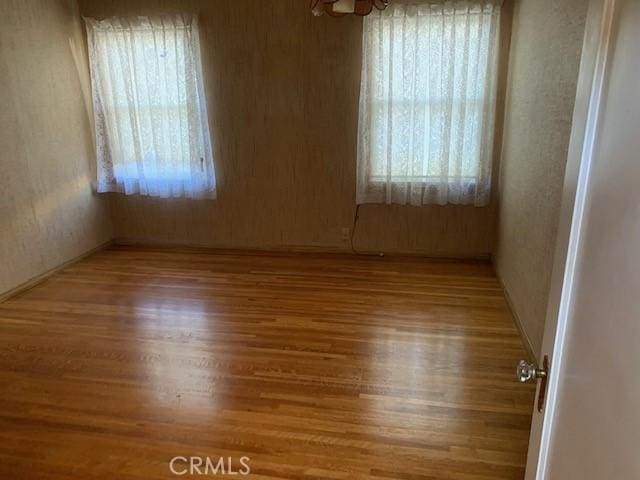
[3,0,624,478]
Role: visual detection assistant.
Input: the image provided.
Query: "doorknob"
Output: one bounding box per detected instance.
[517,359,547,383]
[517,356,550,412]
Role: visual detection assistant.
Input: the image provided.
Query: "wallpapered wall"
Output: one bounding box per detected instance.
[496,0,589,357]
[0,0,112,296]
[78,0,509,257]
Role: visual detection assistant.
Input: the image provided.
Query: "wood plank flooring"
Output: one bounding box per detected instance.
[0,246,535,479]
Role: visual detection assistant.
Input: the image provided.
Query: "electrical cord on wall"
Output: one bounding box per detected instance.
[350,204,385,257]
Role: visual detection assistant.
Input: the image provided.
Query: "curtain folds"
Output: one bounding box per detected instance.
[357,0,501,206]
[85,15,216,199]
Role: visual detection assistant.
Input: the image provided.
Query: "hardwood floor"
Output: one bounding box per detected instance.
[0,246,535,479]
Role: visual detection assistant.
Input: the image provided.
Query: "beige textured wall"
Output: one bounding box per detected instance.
[0,0,112,296]
[78,0,502,257]
[496,0,588,357]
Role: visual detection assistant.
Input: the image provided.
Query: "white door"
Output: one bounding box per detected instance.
[524,0,640,478]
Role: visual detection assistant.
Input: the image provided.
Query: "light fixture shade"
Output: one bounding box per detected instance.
[311,0,389,17]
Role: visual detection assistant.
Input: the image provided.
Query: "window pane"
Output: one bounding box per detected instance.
[357,2,500,206]
[86,15,216,199]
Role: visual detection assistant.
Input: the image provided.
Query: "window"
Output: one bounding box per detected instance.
[357,1,501,206]
[85,15,216,199]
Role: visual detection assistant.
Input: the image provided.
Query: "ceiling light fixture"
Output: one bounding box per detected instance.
[311,0,390,17]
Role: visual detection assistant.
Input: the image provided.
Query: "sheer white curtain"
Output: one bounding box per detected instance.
[85,15,216,199]
[357,1,501,206]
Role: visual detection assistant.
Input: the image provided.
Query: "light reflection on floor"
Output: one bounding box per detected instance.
[131,296,221,412]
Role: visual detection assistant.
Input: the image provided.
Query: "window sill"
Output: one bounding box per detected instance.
[368,177,478,187]
[95,179,216,200]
